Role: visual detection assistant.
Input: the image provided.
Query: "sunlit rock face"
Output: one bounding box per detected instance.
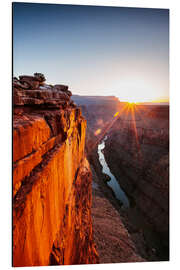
[13,75,99,267]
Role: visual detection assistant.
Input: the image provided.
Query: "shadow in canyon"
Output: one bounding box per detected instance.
[72,95,169,263]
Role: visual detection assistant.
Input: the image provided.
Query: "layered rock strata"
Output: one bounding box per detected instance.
[13,74,98,266]
[72,97,169,261]
[103,114,169,260]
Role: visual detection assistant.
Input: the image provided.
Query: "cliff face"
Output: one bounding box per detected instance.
[103,109,169,260]
[13,76,98,267]
[104,113,169,231]
[71,95,120,154]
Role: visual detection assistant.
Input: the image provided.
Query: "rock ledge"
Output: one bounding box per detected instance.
[13,73,75,109]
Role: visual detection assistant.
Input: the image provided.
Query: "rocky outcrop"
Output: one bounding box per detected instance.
[13,73,74,109]
[13,74,98,267]
[13,73,45,90]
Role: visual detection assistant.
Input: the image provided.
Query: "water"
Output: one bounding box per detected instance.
[97,136,130,208]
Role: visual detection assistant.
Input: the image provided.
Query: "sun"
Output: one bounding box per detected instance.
[119,97,150,104]
[126,100,140,106]
[127,101,138,105]
[118,97,141,104]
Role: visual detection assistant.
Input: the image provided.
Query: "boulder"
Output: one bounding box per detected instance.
[54,85,72,97]
[19,75,40,90]
[54,84,69,91]
[13,77,29,89]
[34,72,46,83]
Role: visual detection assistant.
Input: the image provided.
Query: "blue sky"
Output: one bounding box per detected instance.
[13,3,169,102]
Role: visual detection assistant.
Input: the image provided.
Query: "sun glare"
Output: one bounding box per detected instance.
[94,128,101,136]
[113,112,119,118]
[119,97,142,104]
[118,95,144,104]
[127,101,138,106]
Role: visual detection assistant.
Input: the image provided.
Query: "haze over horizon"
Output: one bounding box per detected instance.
[13,3,169,103]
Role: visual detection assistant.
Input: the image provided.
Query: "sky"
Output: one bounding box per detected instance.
[13,3,169,103]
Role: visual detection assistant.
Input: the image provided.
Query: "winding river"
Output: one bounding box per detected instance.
[98,136,130,208]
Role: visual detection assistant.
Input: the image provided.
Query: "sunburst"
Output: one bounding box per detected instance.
[91,102,147,163]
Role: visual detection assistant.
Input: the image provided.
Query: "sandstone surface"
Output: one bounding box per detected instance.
[13,75,99,266]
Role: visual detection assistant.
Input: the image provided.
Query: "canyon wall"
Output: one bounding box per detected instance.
[104,107,169,259]
[72,95,120,153]
[13,77,98,267]
[72,97,169,261]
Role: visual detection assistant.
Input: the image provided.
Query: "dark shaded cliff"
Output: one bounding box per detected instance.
[13,75,99,267]
[103,105,169,260]
[71,97,169,261]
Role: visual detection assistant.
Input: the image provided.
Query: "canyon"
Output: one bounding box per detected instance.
[103,104,169,261]
[13,74,169,266]
[72,95,169,262]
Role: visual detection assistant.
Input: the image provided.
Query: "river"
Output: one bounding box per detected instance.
[97,136,130,208]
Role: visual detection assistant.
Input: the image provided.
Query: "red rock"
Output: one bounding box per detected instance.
[54,84,69,91]
[34,72,46,83]
[13,101,98,266]
[18,75,40,89]
[13,88,71,108]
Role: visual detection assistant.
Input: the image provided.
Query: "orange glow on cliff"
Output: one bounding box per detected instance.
[94,128,101,136]
[114,112,119,118]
